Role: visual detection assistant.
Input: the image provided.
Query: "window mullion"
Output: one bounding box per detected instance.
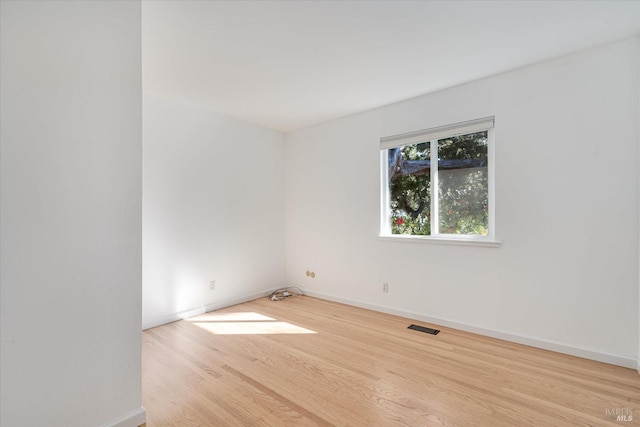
[430,139,438,236]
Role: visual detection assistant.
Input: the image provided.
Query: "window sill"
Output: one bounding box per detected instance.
[378,234,501,248]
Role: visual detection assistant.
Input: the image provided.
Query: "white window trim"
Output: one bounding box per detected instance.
[379,117,500,247]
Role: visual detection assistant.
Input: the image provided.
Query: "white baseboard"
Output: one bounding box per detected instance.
[142,289,278,330]
[102,407,146,427]
[304,290,637,370]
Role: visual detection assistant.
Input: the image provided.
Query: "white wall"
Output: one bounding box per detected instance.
[0,1,144,426]
[142,94,285,328]
[286,37,640,367]
[638,36,640,374]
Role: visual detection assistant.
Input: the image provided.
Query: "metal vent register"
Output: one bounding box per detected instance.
[408,324,440,335]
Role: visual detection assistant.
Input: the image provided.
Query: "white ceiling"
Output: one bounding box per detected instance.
[142,1,640,133]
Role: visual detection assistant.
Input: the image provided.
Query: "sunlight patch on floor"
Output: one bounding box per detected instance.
[187,311,317,335]
[187,312,276,322]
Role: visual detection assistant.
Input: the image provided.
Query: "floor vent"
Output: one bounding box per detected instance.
[408,324,440,335]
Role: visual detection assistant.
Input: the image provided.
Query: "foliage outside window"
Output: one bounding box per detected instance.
[380,118,494,240]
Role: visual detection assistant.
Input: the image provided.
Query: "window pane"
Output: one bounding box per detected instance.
[437,132,488,235]
[388,142,431,235]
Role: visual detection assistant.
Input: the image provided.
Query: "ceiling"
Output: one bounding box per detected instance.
[142,1,640,133]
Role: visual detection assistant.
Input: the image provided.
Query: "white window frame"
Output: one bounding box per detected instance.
[379,117,499,247]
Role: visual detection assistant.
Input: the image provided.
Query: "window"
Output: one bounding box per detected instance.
[380,117,495,243]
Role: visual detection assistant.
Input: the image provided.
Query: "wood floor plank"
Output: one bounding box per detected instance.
[143,296,640,426]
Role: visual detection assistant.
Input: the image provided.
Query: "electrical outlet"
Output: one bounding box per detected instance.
[209,280,216,291]
[383,282,389,293]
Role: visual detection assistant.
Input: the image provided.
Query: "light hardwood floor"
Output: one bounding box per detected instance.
[142,296,640,426]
